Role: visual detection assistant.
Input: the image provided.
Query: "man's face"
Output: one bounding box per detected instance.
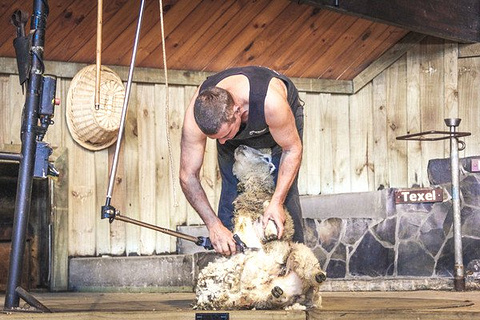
[208,109,241,144]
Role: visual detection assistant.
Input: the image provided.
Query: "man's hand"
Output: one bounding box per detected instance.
[262,201,286,239]
[208,220,237,255]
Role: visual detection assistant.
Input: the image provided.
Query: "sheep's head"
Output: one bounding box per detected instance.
[233,145,275,189]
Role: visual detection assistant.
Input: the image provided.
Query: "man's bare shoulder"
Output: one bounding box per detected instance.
[264,77,289,116]
[269,77,288,97]
[182,87,206,142]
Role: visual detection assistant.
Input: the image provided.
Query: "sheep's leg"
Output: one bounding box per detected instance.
[252,217,278,242]
[315,272,327,283]
[304,287,323,308]
[263,219,279,241]
[288,243,327,286]
[271,286,284,298]
[259,200,279,241]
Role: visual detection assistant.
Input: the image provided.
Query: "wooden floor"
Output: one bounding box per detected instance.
[0,291,479,319]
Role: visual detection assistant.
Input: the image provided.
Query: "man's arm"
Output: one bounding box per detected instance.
[263,78,303,239]
[179,91,237,255]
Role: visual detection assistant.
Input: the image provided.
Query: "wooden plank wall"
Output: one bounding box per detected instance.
[1,36,479,259]
[299,37,471,194]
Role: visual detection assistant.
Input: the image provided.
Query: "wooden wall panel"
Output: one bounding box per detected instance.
[385,55,408,188]
[331,95,351,193]
[167,85,188,233]
[67,133,97,256]
[302,92,322,195]
[161,84,189,252]
[94,149,111,255]
[318,93,334,194]
[124,83,141,256]
[0,76,9,146]
[372,72,389,188]
[444,42,459,120]
[419,38,447,180]
[349,83,374,191]
[137,84,157,255]
[7,76,22,145]
[297,91,308,195]
[154,84,174,253]
[458,57,480,156]
[406,43,423,187]
[3,37,480,260]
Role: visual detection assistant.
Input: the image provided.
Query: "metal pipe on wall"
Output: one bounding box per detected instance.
[445,118,465,291]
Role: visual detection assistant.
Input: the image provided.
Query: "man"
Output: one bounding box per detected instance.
[180,66,304,255]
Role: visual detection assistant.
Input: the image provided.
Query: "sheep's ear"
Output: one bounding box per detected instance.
[269,162,276,174]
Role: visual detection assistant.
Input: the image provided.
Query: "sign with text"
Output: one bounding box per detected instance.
[395,188,443,204]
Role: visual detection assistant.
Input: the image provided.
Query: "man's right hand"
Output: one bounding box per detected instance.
[208,220,237,255]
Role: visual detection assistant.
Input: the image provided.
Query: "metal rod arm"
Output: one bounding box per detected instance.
[114,213,199,243]
[104,0,145,204]
[0,152,22,162]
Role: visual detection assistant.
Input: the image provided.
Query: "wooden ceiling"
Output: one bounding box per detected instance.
[0,0,469,80]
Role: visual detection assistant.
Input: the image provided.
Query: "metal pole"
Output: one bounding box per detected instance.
[104,0,145,209]
[4,0,48,310]
[445,118,465,291]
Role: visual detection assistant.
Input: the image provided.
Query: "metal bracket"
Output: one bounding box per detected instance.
[396,130,470,151]
[396,130,471,141]
[14,287,51,313]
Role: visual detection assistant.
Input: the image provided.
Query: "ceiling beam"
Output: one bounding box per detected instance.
[297,0,480,43]
[353,32,425,93]
[0,57,352,94]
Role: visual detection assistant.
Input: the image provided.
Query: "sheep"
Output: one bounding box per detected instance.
[231,145,294,247]
[195,145,326,310]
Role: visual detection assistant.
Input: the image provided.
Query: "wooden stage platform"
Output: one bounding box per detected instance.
[0,290,479,319]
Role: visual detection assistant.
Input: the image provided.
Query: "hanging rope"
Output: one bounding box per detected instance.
[159,0,179,207]
[95,0,102,110]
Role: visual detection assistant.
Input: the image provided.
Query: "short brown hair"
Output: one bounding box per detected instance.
[194,87,235,135]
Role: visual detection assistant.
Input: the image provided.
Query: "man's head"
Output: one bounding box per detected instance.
[194,87,236,135]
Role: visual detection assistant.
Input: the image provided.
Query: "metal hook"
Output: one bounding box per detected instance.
[458,140,466,151]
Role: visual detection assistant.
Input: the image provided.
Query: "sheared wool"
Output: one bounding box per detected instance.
[195,145,326,310]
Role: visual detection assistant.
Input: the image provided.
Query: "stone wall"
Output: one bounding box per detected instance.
[305,157,480,286]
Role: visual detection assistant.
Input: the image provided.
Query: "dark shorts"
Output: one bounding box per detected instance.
[216,103,305,243]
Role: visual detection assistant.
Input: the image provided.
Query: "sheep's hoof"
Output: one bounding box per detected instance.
[315,272,327,283]
[272,286,284,298]
[263,220,279,242]
[264,233,278,242]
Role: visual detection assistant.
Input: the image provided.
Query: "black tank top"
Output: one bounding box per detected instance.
[199,66,300,148]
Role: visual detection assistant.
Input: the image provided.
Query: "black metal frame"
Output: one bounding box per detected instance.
[2,0,55,312]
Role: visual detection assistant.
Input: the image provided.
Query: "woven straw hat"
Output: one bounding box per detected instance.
[66,65,125,151]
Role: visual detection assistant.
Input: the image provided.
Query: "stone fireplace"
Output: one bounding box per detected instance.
[302,156,480,290]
